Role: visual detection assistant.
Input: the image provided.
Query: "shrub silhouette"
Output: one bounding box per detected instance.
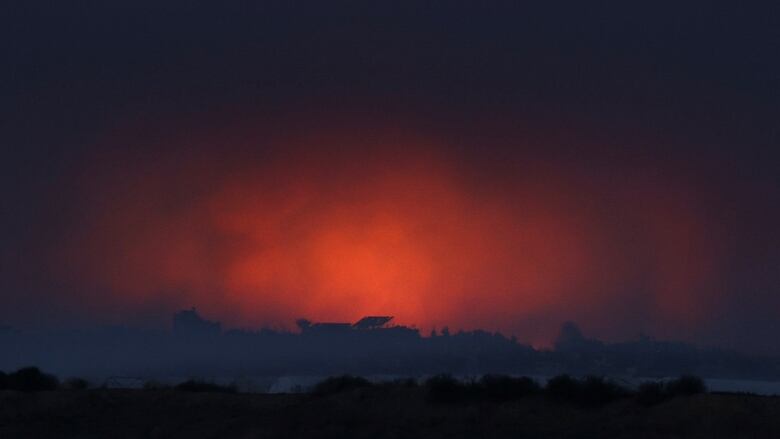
[0,371,6,390]
[61,378,89,390]
[480,375,540,401]
[545,374,582,401]
[636,381,667,406]
[665,375,706,397]
[634,376,706,405]
[5,367,59,391]
[174,380,237,393]
[424,374,475,403]
[545,375,629,406]
[312,375,372,396]
[578,376,628,406]
[143,380,170,390]
[63,378,90,390]
[379,378,418,389]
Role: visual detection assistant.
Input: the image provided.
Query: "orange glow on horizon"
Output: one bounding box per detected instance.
[53,115,723,344]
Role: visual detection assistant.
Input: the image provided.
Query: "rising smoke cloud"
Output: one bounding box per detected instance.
[52,110,723,345]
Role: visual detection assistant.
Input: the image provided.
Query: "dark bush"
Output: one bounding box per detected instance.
[0,371,6,390]
[665,375,706,397]
[143,380,170,390]
[380,378,418,388]
[545,374,582,402]
[63,377,90,390]
[174,380,237,393]
[636,381,667,406]
[312,375,372,396]
[425,374,473,403]
[579,376,629,406]
[634,376,706,405]
[6,367,59,391]
[545,375,629,406]
[480,375,540,401]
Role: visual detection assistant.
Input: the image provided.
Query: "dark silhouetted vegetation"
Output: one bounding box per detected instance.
[311,375,372,396]
[636,375,707,406]
[479,374,541,401]
[174,379,237,393]
[545,374,582,401]
[143,380,171,390]
[424,374,475,402]
[666,374,707,396]
[1,383,776,439]
[0,367,89,392]
[580,375,630,405]
[0,365,713,409]
[637,380,667,406]
[375,377,419,391]
[409,374,705,406]
[2,366,768,438]
[1,367,59,392]
[545,374,630,406]
[62,377,90,390]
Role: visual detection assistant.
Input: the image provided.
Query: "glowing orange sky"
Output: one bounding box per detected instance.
[55,115,723,344]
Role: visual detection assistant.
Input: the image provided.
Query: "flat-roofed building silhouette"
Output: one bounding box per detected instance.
[352,316,393,330]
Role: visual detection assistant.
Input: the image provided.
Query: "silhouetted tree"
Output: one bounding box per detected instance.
[665,375,706,396]
[5,367,59,391]
[636,381,666,406]
[312,375,372,396]
[63,377,90,390]
[380,378,418,388]
[143,380,170,390]
[545,374,582,401]
[578,376,628,406]
[425,374,473,402]
[480,375,540,401]
[545,374,628,406]
[175,380,237,393]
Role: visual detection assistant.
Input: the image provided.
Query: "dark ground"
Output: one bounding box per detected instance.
[1,387,778,439]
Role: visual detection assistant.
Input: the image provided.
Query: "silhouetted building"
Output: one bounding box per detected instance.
[173,307,221,337]
[353,316,393,330]
[300,316,398,334]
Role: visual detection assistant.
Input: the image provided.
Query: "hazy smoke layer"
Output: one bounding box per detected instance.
[51,112,725,346]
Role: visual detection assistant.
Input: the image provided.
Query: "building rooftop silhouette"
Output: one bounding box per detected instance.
[352,316,393,330]
[298,316,396,334]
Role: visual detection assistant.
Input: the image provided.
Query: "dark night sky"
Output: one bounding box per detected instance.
[1,1,779,353]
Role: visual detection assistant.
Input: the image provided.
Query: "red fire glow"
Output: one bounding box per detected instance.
[54,114,723,343]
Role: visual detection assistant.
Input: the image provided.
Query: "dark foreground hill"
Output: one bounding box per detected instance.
[2,386,779,439]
